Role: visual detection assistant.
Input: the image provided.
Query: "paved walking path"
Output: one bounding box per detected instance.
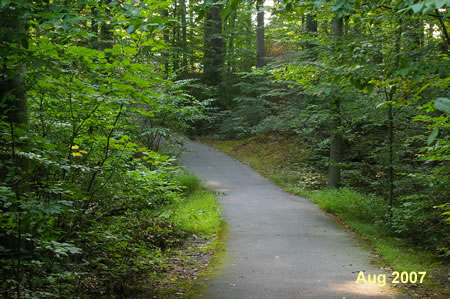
[180,140,402,298]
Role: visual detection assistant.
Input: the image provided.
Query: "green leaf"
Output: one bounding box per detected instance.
[435,0,446,9]
[422,5,435,15]
[1,0,11,9]
[127,25,135,34]
[376,102,389,109]
[411,2,424,13]
[427,128,439,145]
[332,1,345,12]
[396,67,412,77]
[414,82,431,97]
[435,97,450,113]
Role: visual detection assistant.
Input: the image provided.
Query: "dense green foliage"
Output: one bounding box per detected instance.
[1,0,448,296]
[0,0,211,297]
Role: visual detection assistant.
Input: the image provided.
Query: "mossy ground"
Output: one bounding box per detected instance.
[200,133,449,298]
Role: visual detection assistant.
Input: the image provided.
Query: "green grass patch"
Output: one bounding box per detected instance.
[172,190,222,237]
[170,173,227,297]
[309,188,386,222]
[153,172,226,297]
[174,171,203,195]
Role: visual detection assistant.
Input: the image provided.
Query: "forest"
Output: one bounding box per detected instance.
[0,0,449,298]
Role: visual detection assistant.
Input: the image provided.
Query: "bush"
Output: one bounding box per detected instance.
[310,188,387,223]
[391,200,449,253]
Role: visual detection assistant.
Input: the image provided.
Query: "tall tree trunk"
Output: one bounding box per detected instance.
[188,1,195,71]
[256,0,265,68]
[172,0,179,71]
[327,17,343,188]
[436,11,449,54]
[90,7,99,49]
[387,98,394,209]
[306,14,317,33]
[100,0,113,50]
[180,0,188,72]
[203,0,225,86]
[162,8,170,76]
[305,14,317,49]
[0,15,27,126]
[0,8,28,297]
[386,23,403,211]
[227,11,237,73]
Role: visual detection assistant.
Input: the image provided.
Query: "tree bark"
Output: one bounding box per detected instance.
[188,1,195,71]
[162,8,170,76]
[180,0,188,71]
[227,11,238,73]
[386,24,402,211]
[203,0,225,86]
[99,0,113,50]
[327,17,343,188]
[305,14,317,49]
[327,97,342,188]
[306,14,317,33]
[256,0,265,68]
[172,0,179,71]
[0,8,28,296]
[388,100,394,209]
[0,13,27,126]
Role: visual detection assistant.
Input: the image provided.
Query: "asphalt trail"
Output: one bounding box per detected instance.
[180,140,403,299]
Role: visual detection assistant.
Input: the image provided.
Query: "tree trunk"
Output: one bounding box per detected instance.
[332,17,343,37]
[188,1,195,71]
[305,14,317,49]
[388,100,394,209]
[0,9,28,297]
[90,7,99,49]
[180,0,188,71]
[172,0,179,71]
[0,14,27,126]
[327,98,342,188]
[386,24,402,211]
[162,8,170,76]
[99,0,113,50]
[327,17,343,188]
[227,11,237,73]
[203,0,225,86]
[256,0,265,68]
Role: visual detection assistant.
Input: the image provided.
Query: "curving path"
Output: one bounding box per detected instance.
[180,140,404,299]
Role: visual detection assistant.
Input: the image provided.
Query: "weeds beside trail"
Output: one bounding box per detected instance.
[201,134,450,299]
[149,171,225,298]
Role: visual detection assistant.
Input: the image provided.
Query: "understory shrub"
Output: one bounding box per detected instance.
[174,172,202,195]
[309,188,387,223]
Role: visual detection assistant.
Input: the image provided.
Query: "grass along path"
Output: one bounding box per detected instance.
[149,172,225,298]
[199,134,449,299]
